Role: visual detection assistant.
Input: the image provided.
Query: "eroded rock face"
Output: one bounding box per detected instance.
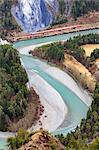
[12,0,59,32]
[19,130,65,150]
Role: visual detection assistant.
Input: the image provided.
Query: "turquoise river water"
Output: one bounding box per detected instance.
[0,29,99,149]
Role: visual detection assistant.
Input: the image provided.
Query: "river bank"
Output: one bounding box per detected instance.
[16,30,99,133]
[7,87,44,132]
[0,29,98,149]
[30,47,96,93]
[18,45,92,107]
[20,54,90,134]
[26,69,68,132]
[7,23,99,42]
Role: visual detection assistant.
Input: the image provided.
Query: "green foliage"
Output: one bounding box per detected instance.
[64,33,99,63]
[90,48,99,61]
[0,105,6,131]
[89,137,99,150]
[59,0,66,15]
[0,45,28,131]
[0,0,19,39]
[45,43,64,62]
[72,0,99,20]
[0,0,17,30]
[34,42,64,62]
[7,128,30,150]
[34,33,99,66]
[51,0,67,26]
[49,144,56,150]
[51,18,67,26]
[56,83,99,149]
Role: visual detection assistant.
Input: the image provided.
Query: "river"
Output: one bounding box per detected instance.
[0,29,99,150]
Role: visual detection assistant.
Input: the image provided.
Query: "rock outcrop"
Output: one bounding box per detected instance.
[1,0,99,33]
[19,130,65,150]
[12,0,59,32]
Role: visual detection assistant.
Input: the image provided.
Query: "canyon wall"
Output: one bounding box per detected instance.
[11,0,59,32]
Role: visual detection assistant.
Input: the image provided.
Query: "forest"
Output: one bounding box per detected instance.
[0,45,28,131]
[64,33,99,62]
[72,0,99,20]
[31,42,64,63]
[52,0,99,25]
[0,0,19,39]
[0,0,18,29]
[32,33,99,66]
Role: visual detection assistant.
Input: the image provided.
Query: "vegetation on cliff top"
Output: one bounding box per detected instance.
[90,48,99,61]
[7,128,31,149]
[72,0,99,20]
[53,0,99,26]
[7,130,65,150]
[0,44,43,132]
[0,44,28,131]
[32,42,64,63]
[0,0,19,38]
[1,0,99,34]
[32,33,99,74]
[64,33,99,63]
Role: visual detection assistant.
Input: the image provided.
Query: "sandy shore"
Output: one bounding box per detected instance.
[26,69,67,132]
[0,42,93,140]
[18,44,92,106]
[45,67,92,106]
[0,63,68,138]
[0,132,15,139]
[18,42,52,56]
[0,43,67,140]
[21,52,92,132]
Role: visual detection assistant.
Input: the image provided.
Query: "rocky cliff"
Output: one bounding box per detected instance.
[19,130,65,150]
[11,0,75,33]
[11,0,59,32]
[1,0,99,33]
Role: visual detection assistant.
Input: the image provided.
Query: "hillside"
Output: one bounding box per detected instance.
[31,33,99,92]
[0,45,42,132]
[0,0,20,39]
[11,0,99,32]
[0,0,99,34]
[7,129,65,150]
[1,1,99,149]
